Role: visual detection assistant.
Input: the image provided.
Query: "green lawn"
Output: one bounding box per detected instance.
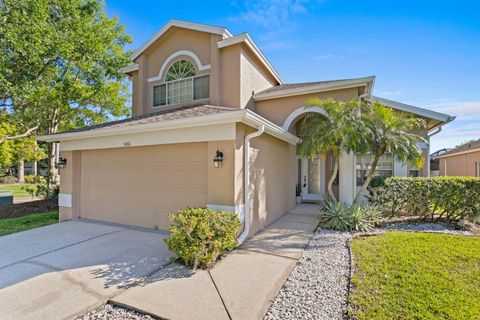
[0,211,58,237]
[349,232,480,320]
[0,183,36,197]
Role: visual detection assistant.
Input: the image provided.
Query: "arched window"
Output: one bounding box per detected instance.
[165,60,196,81]
[153,59,210,107]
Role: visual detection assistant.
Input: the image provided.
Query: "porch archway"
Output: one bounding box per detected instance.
[282,106,329,132]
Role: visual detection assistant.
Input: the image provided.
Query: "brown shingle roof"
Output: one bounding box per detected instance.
[53,105,238,135]
[437,138,480,158]
[254,77,373,96]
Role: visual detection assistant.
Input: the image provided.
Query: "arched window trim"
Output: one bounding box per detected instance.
[148,50,211,83]
[152,57,210,107]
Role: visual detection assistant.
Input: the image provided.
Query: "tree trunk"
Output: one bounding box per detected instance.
[33,160,38,176]
[47,142,59,187]
[354,152,382,204]
[46,117,60,192]
[17,159,25,183]
[327,157,339,201]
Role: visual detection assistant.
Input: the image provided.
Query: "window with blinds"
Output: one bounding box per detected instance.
[152,60,209,107]
[355,154,393,186]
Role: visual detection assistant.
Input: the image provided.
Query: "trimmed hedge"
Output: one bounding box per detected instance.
[368,177,480,222]
[164,208,240,270]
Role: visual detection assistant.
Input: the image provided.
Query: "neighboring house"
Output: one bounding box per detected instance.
[436,139,480,177]
[38,20,454,238]
[430,148,451,176]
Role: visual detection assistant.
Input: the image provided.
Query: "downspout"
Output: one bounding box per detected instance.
[237,125,265,245]
[427,127,443,177]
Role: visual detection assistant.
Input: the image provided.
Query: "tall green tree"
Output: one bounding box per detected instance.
[0,0,132,186]
[0,112,44,173]
[299,99,363,200]
[353,102,426,203]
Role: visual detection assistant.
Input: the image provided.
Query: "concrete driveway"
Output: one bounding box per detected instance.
[0,220,172,320]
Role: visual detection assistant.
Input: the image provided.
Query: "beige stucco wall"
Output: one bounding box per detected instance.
[240,47,276,109]
[235,124,296,237]
[207,140,236,206]
[440,151,480,176]
[58,150,81,221]
[254,87,362,127]
[219,45,241,108]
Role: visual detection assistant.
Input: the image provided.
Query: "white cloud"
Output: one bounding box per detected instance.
[313,53,345,60]
[428,101,480,117]
[229,0,322,43]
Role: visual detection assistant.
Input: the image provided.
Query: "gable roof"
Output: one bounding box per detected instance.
[217,33,284,84]
[131,19,233,61]
[435,139,480,159]
[368,96,453,123]
[367,96,455,130]
[253,76,375,101]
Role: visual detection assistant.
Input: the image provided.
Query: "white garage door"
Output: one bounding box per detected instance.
[79,142,208,229]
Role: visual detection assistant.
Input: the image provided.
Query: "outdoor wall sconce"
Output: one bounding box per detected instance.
[213,149,224,168]
[56,157,67,169]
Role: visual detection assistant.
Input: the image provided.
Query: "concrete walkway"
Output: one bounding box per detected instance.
[0,220,172,320]
[112,204,321,320]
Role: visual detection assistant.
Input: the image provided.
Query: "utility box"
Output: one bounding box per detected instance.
[0,191,13,206]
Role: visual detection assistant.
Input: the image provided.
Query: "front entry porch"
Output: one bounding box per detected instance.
[296,152,356,204]
[298,156,327,202]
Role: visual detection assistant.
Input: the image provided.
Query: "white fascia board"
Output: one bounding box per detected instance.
[435,147,480,159]
[132,20,232,61]
[253,77,376,101]
[368,96,454,123]
[119,64,139,74]
[37,109,299,145]
[217,33,285,85]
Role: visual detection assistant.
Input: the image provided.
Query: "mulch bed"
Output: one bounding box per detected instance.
[0,198,58,219]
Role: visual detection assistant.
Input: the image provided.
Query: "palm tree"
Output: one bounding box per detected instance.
[298,99,362,201]
[353,101,426,203]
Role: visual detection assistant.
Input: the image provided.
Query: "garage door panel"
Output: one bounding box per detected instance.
[80,143,208,229]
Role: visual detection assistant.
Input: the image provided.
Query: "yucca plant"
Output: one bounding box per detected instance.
[321,198,351,231]
[349,204,374,232]
[321,198,383,232]
[363,204,383,227]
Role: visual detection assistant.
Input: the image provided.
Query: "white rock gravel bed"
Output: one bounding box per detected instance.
[381,222,471,235]
[264,228,352,320]
[76,304,154,320]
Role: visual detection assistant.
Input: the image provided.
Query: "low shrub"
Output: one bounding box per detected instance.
[164,207,241,270]
[321,199,382,232]
[0,175,18,184]
[368,176,480,222]
[22,181,58,199]
[24,175,46,184]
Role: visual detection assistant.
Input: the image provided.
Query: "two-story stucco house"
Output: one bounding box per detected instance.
[38,20,454,239]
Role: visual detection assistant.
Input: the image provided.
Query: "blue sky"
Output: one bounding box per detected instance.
[106,0,480,152]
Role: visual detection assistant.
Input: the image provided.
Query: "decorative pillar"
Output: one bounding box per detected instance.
[339,151,355,204]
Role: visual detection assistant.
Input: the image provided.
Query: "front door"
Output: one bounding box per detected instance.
[300,156,325,202]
